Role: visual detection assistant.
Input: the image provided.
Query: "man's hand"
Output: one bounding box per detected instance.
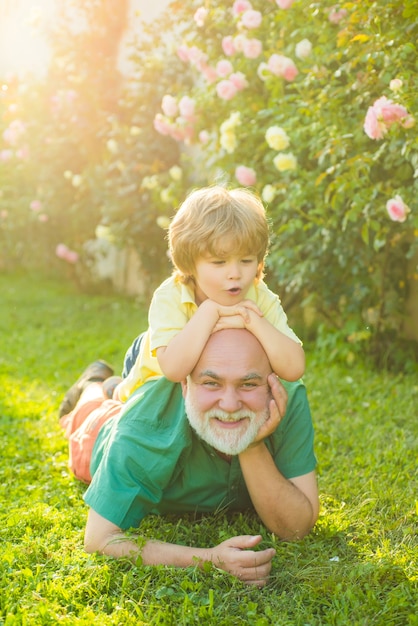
[268,372,288,419]
[86,510,275,587]
[247,373,288,447]
[208,535,275,587]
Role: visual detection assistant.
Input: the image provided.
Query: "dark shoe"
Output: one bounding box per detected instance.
[58,360,114,418]
[102,375,123,399]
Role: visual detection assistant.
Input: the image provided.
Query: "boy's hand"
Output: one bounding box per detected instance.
[211,300,263,331]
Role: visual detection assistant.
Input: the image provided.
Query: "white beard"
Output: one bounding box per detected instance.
[184,393,269,455]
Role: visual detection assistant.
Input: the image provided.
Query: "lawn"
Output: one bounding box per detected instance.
[0,272,417,625]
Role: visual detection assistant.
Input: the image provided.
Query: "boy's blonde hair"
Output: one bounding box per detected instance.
[169,186,270,283]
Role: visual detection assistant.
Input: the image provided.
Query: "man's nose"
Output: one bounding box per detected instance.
[218,387,241,412]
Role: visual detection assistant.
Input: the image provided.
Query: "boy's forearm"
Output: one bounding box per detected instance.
[157,301,220,381]
[245,313,305,381]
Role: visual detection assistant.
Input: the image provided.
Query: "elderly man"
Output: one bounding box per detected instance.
[61,329,318,587]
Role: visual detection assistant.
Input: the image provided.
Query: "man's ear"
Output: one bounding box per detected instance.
[180,379,188,398]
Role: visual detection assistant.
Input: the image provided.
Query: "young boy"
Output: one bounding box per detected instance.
[114,185,304,401]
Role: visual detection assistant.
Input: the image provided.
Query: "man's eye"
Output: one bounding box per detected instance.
[202,381,220,387]
[241,383,258,389]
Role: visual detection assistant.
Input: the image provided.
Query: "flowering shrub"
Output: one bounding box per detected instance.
[145,0,418,366]
[0,1,186,291]
[0,0,417,366]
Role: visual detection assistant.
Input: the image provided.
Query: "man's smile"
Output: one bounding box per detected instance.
[212,416,249,428]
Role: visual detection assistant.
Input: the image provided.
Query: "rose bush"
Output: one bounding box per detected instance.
[0,1,187,291]
[147,0,418,367]
[0,0,417,367]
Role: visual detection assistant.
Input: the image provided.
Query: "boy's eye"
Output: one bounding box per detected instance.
[241,258,255,264]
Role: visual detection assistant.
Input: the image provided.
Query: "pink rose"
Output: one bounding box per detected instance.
[177,45,190,62]
[199,64,217,84]
[65,250,79,264]
[232,0,252,17]
[199,130,210,144]
[0,149,13,161]
[178,96,195,119]
[275,0,295,8]
[222,36,236,57]
[188,46,208,69]
[373,96,408,125]
[267,54,298,81]
[193,7,208,27]
[56,243,69,259]
[240,9,262,29]
[235,165,257,186]
[15,146,30,160]
[161,95,178,117]
[216,80,238,100]
[386,195,410,223]
[216,59,234,77]
[282,60,298,82]
[364,96,414,140]
[30,200,42,212]
[154,114,171,136]
[229,72,248,91]
[328,7,348,24]
[363,106,387,140]
[243,38,263,59]
[3,120,25,145]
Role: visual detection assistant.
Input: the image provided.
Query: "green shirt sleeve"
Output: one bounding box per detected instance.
[84,379,191,530]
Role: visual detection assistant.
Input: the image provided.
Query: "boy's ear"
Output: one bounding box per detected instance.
[256,261,265,279]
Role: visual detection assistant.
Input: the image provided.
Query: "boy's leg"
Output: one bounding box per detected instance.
[59,360,114,418]
[122,333,145,378]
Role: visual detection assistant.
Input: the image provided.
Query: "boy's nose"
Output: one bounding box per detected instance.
[227,263,241,279]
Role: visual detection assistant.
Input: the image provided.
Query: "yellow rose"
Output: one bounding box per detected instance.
[220,130,237,154]
[273,152,297,171]
[262,184,276,203]
[157,216,171,229]
[169,165,182,181]
[265,126,290,151]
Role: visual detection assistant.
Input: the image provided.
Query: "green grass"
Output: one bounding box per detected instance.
[1,271,417,625]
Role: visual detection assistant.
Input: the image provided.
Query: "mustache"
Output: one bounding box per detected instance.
[204,409,257,422]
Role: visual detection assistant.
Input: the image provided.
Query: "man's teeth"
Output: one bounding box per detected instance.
[216,417,243,422]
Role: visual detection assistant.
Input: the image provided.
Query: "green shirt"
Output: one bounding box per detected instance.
[84,377,316,530]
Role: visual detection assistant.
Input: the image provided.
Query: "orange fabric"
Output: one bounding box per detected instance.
[60,399,121,484]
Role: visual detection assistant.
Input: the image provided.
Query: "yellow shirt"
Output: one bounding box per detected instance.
[117,275,301,401]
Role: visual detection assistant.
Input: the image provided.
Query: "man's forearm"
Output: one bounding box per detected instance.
[84,508,213,568]
[239,443,318,540]
[84,508,276,586]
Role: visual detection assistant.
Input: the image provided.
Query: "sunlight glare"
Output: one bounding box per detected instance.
[0,0,171,77]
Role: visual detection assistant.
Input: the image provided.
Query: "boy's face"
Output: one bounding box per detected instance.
[193,248,260,305]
